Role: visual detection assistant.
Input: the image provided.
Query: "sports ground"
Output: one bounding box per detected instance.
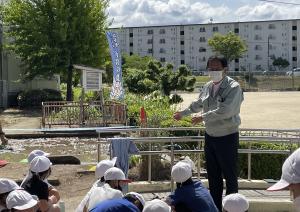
[178,91,300,129]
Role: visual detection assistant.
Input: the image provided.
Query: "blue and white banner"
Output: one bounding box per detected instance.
[106,31,125,100]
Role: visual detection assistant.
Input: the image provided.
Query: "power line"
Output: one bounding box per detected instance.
[258,0,300,5]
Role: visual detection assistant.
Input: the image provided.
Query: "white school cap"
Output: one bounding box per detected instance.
[127,192,146,206]
[30,156,52,173]
[0,178,20,194]
[104,167,131,183]
[28,149,50,163]
[268,148,300,191]
[222,193,249,212]
[171,161,192,183]
[95,157,117,178]
[143,199,171,212]
[6,190,38,210]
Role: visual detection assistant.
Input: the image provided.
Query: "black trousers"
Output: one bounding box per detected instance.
[204,132,239,211]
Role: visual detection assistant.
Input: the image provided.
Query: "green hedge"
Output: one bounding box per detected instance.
[18,89,63,108]
[238,142,296,180]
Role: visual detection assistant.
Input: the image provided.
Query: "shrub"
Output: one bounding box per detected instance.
[238,142,296,179]
[18,89,62,108]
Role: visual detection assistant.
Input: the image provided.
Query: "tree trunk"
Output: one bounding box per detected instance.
[66,64,73,101]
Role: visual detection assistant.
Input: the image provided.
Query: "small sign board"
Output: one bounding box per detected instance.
[73,65,104,91]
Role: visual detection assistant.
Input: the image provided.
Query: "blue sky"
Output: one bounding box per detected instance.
[108,0,300,27]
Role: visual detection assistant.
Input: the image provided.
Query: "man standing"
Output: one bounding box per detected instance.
[174,56,244,211]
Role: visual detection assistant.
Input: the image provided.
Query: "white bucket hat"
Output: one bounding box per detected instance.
[143,199,171,212]
[95,157,117,178]
[104,167,131,183]
[28,150,50,163]
[127,192,146,206]
[6,190,38,210]
[30,156,52,173]
[222,193,249,212]
[0,178,20,194]
[171,161,192,183]
[268,148,300,191]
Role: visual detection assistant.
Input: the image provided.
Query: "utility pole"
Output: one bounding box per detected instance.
[267,36,270,71]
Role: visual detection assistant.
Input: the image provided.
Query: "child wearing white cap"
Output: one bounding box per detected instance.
[76,157,117,212]
[21,149,60,206]
[0,178,20,211]
[267,148,300,211]
[21,156,60,212]
[222,193,249,212]
[143,199,171,212]
[167,161,218,212]
[6,190,38,212]
[86,167,131,211]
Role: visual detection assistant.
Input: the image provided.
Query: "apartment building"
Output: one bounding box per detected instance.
[111,19,300,73]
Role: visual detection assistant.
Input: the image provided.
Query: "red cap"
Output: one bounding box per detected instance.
[0,160,8,168]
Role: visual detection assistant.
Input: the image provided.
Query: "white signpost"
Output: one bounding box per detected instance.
[73,65,105,126]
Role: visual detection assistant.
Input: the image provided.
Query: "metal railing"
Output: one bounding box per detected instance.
[42,101,127,128]
[96,127,300,188]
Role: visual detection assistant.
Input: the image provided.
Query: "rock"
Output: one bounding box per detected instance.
[48,155,81,165]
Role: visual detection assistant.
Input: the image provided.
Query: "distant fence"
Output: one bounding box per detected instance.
[42,101,127,128]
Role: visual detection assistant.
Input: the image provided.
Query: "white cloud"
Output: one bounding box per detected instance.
[107,0,300,27]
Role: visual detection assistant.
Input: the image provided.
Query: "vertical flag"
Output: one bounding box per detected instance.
[106,31,125,100]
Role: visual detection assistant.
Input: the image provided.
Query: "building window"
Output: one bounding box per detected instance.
[234,28,239,33]
[160,58,166,62]
[147,39,153,44]
[181,41,184,45]
[293,46,297,51]
[199,37,206,42]
[255,35,262,40]
[181,60,185,64]
[159,39,166,44]
[293,26,297,30]
[255,55,262,60]
[199,47,206,52]
[199,27,206,32]
[130,42,133,47]
[202,57,206,62]
[268,24,276,29]
[147,29,153,34]
[129,33,133,37]
[255,45,262,50]
[293,36,297,41]
[235,68,239,72]
[212,26,218,32]
[180,31,184,35]
[254,25,262,30]
[269,35,276,40]
[269,45,276,50]
[293,57,297,61]
[181,50,184,55]
[147,49,153,54]
[235,59,239,63]
[159,29,166,34]
[159,48,166,53]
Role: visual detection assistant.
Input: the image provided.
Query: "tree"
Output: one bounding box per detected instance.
[208,32,247,62]
[2,0,109,100]
[272,57,290,71]
[122,54,152,73]
[123,56,196,97]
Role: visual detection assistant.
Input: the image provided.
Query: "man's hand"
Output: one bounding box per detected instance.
[173,112,182,121]
[191,116,203,125]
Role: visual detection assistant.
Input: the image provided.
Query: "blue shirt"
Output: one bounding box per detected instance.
[168,180,218,212]
[90,198,140,212]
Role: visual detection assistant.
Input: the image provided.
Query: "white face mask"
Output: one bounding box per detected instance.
[294,196,300,211]
[208,70,223,83]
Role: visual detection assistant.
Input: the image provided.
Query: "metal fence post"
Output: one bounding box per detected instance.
[148,143,152,183]
[170,140,175,192]
[197,130,202,179]
[247,143,252,180]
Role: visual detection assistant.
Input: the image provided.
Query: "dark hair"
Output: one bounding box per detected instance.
[124,194,144,211]
[30,167,51,182]
[100,177,105,182]
[0,191,9,206]
[206,56,228,69]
